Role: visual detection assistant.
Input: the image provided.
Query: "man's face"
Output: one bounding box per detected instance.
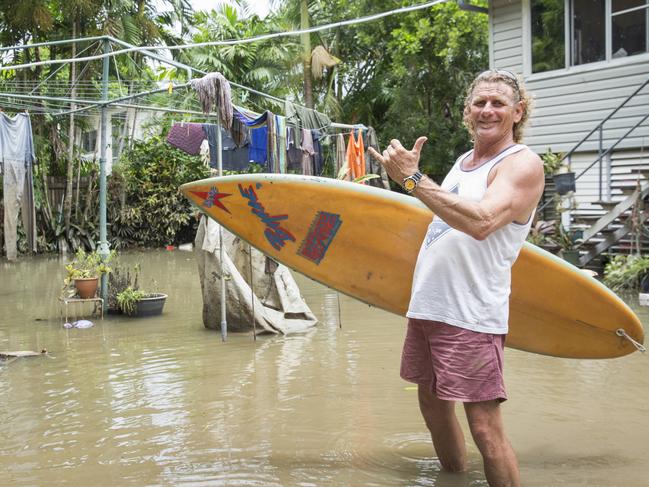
[467,81,523,142]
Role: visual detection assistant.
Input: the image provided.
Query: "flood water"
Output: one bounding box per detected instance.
[1,250,648,486]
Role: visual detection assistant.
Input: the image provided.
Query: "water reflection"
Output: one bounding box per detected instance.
[0,251,648,486]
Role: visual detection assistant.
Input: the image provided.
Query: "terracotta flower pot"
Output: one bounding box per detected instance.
[74,277,99,299]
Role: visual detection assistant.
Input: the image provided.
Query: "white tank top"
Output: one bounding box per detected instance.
[406,144,533,334]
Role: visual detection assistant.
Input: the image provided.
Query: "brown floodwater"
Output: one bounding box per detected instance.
[1,250,648,486]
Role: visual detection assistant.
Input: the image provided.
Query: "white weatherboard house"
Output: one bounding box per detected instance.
[490,0,649,263]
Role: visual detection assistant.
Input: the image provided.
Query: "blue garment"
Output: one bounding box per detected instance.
[249,127,268,164]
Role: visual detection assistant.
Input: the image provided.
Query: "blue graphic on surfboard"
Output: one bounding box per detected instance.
[424,184,458,248]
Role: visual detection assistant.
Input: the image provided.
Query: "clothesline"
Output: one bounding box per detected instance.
[0,1,449,72]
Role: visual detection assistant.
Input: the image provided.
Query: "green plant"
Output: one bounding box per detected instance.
[553,224,579,251]
[64,249,113,284]
[107,260,140,311]
[603,254,649,292]
[541,148,567,175]
[116,286,146,316]
[112,135,209,248]
[527,220,555,246]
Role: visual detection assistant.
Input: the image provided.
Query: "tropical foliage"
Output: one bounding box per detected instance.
[110,135,209,248]
[0,0,489,253]
[603,254,649,292]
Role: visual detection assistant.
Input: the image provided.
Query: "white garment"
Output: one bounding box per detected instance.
[407,144,533,334]
[0,112,35,171]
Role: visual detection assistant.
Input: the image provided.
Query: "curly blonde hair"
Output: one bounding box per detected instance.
[463,70,533,143]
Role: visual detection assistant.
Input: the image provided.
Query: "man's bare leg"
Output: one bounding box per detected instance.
[464,400,520,487]
[418,385,467,472]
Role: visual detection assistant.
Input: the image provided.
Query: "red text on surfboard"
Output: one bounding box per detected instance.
[298,211,342,265]
[238,183,296,251]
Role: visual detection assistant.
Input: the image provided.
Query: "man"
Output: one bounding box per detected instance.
[368,70,544,487]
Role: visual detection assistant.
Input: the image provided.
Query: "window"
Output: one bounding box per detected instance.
[571,0,606,65]
[612,0,648,57]
[531,0,649,73]
[532,0,566,72]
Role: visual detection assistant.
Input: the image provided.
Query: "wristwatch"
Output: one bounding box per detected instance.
[403,171,424,194]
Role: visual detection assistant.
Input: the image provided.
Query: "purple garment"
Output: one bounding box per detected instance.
[166,123,205,155]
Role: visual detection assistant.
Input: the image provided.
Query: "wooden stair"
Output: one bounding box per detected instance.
[575,181,649,267]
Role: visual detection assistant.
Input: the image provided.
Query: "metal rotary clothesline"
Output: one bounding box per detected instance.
[0,34,361,339]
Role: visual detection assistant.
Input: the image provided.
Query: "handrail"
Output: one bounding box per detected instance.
[575,111,649,180]
[560,75,649,171]
[537,75,649,215]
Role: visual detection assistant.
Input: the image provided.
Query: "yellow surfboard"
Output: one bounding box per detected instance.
[180,174,644,359]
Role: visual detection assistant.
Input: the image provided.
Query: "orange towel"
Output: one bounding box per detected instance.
[346,130,366,181]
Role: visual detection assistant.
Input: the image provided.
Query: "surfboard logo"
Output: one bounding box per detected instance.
[238,183,296,251]
[298,211,342,265]
[191,187,231,213]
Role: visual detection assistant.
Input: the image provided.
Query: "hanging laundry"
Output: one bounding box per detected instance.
[234,108,280,169]
[0,112,37,260]
[346,130,366,181]
[286,126,302,173]
[230,117,249,148]
[335,133,347,179]
[0,112,35,172]
[190,72,233,130]
[311,129,325,176]
[201,124,251,171]
[300,128,315,176]
[275,114,287,174]
[267,113,277,173]
[364,127,390,189]
[249,127,268,165]
[284,101,302,147]
[167,122,205,155]
[233,107,270,128]
[284,101,332,147]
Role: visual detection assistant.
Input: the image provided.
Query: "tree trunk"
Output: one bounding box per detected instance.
[300,0,313,108]
[64,17,78,237]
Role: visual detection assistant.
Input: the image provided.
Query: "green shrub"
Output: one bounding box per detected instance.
[116,286,145,316]
[112,136,209,248]
[603,254,649,292]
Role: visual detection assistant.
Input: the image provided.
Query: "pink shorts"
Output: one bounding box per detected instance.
[400,318,507,402]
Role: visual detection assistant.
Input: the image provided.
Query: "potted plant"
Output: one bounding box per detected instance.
[116,287,167,317]
[64,249,112,299]
[108,258,167,317]
[542,148,575,195]
[553,223,581,266]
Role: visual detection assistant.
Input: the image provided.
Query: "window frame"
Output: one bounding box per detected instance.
[523,0,649,77]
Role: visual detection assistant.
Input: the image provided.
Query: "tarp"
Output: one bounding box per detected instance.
[194,216,318,334]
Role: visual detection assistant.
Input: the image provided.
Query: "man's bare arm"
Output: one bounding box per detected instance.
[368,141,544,241]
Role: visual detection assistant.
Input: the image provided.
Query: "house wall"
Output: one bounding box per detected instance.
[489,0,649,157]
[490,0,524,71]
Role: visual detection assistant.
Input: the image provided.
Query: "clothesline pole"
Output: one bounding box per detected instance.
[98,38,110,310]
[217,106,228,342]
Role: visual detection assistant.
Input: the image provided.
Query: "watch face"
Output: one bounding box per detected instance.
[404,179,415,191]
